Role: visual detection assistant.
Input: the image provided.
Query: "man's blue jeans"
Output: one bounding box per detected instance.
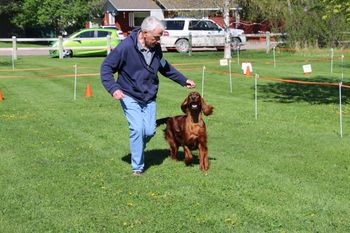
[120,95,156,172]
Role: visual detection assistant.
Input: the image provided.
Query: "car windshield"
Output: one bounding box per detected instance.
[207,21,221,30]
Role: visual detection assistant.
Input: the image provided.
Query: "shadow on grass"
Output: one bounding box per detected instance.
[257,76,350,104]
[122,149,216,171]
[0,61,12,66]
[122,149,174,172]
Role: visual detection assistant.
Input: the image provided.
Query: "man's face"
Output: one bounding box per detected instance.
[143,25,163,49]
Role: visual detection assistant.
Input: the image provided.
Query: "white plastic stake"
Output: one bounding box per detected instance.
[201,66,206,97]
[255,74,259,120]
[339,54,344,138]
[12,55,15,71]
[330,48,334,73]
[74,65,77,100]
[229,59,232,94]
[339,82,343,138]
[273,47,276,68]
[341,54,344,82]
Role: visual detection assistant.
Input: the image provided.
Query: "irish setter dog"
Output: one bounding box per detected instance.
[156,92,214,171]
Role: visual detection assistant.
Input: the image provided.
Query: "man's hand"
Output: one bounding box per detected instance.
[185,79,196,89]
[112,89,124,100]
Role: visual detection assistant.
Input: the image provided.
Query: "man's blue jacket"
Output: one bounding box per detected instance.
[100,29,188,105]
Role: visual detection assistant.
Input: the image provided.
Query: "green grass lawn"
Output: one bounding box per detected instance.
[1,50,350,232]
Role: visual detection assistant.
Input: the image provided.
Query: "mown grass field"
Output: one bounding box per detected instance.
[1,49,350,232]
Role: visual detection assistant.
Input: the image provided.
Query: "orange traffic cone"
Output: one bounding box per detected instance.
[0,89,4,101]
[245,66,251,76]
[85,83,93,97]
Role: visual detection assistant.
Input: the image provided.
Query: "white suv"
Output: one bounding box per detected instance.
[161,18,246,52]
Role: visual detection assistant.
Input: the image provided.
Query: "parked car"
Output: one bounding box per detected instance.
[49,28,123,58]
[161,18,246,53]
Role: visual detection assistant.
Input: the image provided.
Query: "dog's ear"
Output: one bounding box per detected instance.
[181,96,189,113]
[201,97,214,116]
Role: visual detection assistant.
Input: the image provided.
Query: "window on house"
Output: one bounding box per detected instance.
[133,12,150,27]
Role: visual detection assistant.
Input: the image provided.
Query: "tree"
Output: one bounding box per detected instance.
[11,0,105,37]
[223,0,231,59]
[322,0,350,22]
[284,0,349,48]
[0,0,21,15]
[237,0,349,48]
[237,0,286,31]
[0,0,22,36]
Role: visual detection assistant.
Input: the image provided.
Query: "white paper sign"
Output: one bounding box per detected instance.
[303,64,312,74]
[242,62,253,74]
[220,59,228,66]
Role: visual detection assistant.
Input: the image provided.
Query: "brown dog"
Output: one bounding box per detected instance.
[156,92,214,171]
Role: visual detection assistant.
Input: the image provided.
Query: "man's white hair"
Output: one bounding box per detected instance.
[141,16,165,32]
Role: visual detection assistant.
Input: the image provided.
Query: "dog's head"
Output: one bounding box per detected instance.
[181,92,214,116]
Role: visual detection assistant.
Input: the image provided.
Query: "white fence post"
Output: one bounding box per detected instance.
[58,36,63,59]
[12,36,17,60]
[107,35,111,55]
[266,32,270,54]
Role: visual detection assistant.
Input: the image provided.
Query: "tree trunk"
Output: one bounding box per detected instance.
[223,0,231,59]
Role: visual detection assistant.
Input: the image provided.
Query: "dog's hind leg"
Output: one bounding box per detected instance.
[168,141,179,161]
[165,132,178,160]
[164,123,180,161]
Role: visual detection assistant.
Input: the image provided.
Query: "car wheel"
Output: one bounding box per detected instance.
[63,49,73,58]
[175,39,189,53]
[231,38,241,49]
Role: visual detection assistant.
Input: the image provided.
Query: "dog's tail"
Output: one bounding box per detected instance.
[156,117,170,127]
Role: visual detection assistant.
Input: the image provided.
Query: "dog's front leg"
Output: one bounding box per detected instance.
[198,144,209,171]
[183,146,193,166]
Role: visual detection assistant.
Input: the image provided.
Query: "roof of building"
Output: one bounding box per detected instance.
[107,0,240,11]
[155,0,240,11]
[108,0,161,11]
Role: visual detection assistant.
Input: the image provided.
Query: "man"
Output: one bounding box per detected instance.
[100,16,196,176]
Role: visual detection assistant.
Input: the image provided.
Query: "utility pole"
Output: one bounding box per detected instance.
[223,0,231,59]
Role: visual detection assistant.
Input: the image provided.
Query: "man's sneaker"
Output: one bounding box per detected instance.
[132,171,143,176]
